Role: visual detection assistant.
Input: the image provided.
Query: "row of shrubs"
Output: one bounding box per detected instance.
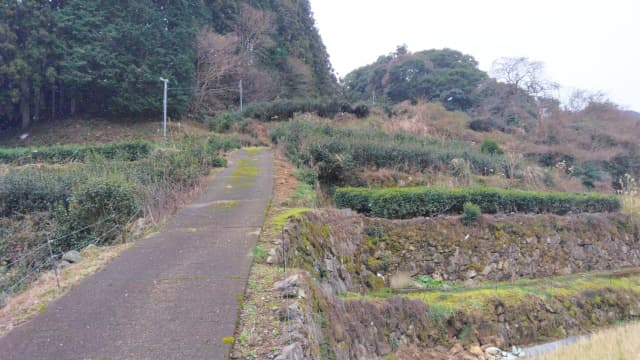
[335,186,621,219]
[208,98,370,132]
[270,120,507,184]
[0,137,234,217]
[242,98,370,121]
[0,140,153,165]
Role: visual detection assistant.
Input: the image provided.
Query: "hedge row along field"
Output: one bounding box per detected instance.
[270,120,509,184]
[335,186,621,219]
[209,99,369,132]
[0,140,153,165]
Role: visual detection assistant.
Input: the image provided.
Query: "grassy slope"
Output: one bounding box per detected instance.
[0,118,209,147]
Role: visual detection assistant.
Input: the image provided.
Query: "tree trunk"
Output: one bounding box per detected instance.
[34,89,42,125]
[20,80,31,129]
[51,86,55,121]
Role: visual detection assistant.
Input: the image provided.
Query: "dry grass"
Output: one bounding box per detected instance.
[0,117,209,147]
[0,243,131,337]
[386,101,479,142]
[536,322,640,360]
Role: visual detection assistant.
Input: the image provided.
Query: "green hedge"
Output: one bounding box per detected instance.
[335,186,621,219]
[243,98,369,121]
[0,140,153,165]
[0,137,229,217]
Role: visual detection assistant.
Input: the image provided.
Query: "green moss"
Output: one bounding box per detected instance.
[271,208,313,228]
[594,295,603,305]
[320,224,331,237]
[367,274,385,290]
[344,270,640,317]
[245,147,264,156]
[367,257,383,272]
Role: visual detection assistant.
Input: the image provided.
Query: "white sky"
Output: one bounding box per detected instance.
[310,0,640,111]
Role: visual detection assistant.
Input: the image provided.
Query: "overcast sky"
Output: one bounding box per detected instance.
[310,0,640,111]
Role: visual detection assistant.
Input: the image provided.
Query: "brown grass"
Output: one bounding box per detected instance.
[535,322,640,360]
[386,101,479,142]
[0,117,209,147]
[0,243,131,337]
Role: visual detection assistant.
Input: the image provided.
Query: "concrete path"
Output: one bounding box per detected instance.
[0,148,273,360]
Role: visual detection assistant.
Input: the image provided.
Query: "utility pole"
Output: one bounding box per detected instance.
[159,77,169,142]
[239,79,243,113]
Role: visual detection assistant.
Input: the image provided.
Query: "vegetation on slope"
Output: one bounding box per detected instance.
[0,135,240,298]
[0,0,336,130]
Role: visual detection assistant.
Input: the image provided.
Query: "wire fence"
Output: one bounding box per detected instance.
[1,210,141,300]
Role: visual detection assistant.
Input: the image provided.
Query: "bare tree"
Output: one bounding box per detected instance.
[491,57,559,98]
[193,30,241,112]
[193,4,276,112]
[235,4,275,65]
[565,89,611,112]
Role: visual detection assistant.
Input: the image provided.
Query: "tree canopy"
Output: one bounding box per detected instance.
[0,0,337,130]
[343,47,487,110]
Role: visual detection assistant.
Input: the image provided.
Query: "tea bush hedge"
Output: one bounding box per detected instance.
[335,186,620,219]
[0,140,153,165]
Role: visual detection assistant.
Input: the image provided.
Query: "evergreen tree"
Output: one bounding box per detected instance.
[0,1,55,129]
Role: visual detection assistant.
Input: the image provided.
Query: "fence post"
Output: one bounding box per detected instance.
[47,238,61,293]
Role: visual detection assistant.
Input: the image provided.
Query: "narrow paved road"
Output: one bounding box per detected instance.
[0,148,273,359]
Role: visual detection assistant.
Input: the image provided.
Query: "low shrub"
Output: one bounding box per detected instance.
[335,186,621,219]
[294,167,318,186]
[462,202,481,225]
[54,177,138,250]
[207,135,242,153]
[0,168,82,215]
[208,112,244,132]
[0,140,153,165]
[469,118,503,132]
[480,138,504,155]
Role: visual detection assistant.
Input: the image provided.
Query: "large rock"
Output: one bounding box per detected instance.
[57,260,72,269]
[274,342,303,360]
[62,250,81,263]
[274,274,300,292]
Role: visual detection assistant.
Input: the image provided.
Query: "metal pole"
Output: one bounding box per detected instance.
[47,238,61,293]
[160,77,169,142]
[239,80,243,113]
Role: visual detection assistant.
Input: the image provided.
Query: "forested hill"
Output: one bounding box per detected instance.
[0,0,337,130]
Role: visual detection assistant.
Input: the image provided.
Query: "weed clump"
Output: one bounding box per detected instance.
[462,202,481,225]
[480,137,504,156]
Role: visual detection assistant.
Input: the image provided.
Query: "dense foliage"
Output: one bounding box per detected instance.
[0,0,336,130]
[343,47,487,111]
[335,186,621,219]
[270,119,506,184]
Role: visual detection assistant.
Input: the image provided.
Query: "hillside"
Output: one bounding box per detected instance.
[0,0,336,131]
[1,4,639,359]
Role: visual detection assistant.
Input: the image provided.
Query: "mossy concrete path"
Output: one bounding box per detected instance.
[0,148,273,359]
